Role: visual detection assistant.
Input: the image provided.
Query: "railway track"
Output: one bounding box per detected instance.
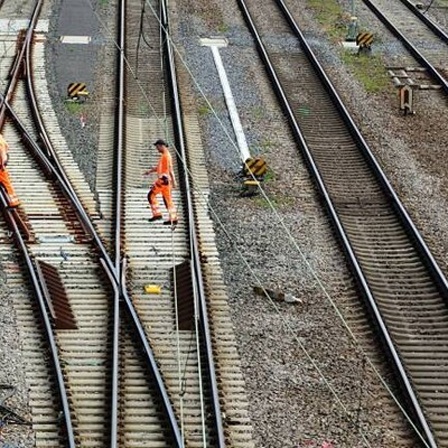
[0,7,117,446]
[237,0,448,446]
[117,0,254,445]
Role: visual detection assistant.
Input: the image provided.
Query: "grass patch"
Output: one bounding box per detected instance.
[253,193,295,209]
[251,105,265,120]
[263,167,275,182]
[433,0,448,7]
[64,100,85,114]
[197,101,212,117]
[306,0,390,93]
[307,0,349,41]
[340,51,391,93]
[217,22,229,33]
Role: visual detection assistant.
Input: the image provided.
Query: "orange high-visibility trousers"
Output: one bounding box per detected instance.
[0,168,20,207]
[147,178,177,221]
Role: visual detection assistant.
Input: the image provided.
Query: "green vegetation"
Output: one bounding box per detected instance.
[340,52,391,93]
[253,192,295,209]
[259,138,274,151]
[306,0,391,94]
[262,167,275,183]
[217,22,229,34]
[251,105,265,120]
[307,0,348,41]
[64,100,84,114]
[197,101,212,117]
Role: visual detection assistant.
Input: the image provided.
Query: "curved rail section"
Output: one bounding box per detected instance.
[1,0,255,446]
[29,6,181,447]
[0,2,77,445]
[2,25,121,448]
[113,0,182,445]
[1,1,181,445]
[0,194,75,448]
[238,0,448,446]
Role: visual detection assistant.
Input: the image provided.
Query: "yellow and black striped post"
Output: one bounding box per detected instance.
[243,157,267,178]
[67,83,89,101]
[241,157,268,196]
[356,32,374,53]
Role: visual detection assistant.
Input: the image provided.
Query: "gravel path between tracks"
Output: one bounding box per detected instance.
[3,0,448,447]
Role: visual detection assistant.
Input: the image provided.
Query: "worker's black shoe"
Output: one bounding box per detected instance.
[148,215,162,222]
[163,219,178,226]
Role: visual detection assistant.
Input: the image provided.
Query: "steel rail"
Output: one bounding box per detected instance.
[277,2,448,300]
[114,0,125,272]
[0,192,76,448]
[5,77,182,448]
[101,257,121,448]
[361,0,448,95]
[111,1,126,442]
[236,0,440,446]
[398,0,448,41]
[0,0,181,444]
[0,5,76,442]
[160,0,226,446]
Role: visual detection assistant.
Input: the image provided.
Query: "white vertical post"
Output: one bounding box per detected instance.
[202,38,251,162]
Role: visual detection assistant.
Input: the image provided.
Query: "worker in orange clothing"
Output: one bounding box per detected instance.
[144,139,178,225]
[0,133,20,208]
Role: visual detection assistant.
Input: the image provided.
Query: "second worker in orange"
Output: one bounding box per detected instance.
[0,133,20,208]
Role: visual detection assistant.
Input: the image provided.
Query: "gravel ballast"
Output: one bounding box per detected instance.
[2,0,448,447]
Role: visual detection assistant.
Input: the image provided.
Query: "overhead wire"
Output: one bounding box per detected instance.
[82,0,432,444]
[424,0,435,13]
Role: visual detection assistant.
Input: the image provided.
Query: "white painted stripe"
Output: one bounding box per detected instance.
[200,37,228,48]
[209,45,251,162]
[60,36,91,44]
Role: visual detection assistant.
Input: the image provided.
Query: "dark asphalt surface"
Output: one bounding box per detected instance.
[51,0,102,98]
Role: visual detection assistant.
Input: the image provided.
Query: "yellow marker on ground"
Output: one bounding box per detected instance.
[144,284,161,294]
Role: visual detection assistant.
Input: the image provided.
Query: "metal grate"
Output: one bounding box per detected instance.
[36,260,77,330]
[172,260,194,330]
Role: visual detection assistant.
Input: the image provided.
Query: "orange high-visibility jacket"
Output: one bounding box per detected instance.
[0,133,9,168]
[0,133,20,207]
[156,150,172,178]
